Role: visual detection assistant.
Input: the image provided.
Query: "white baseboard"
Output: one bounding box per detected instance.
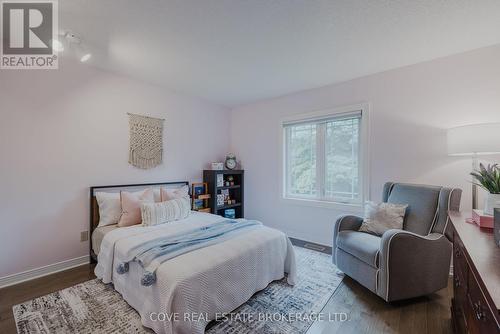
[0,255,90,289]
[281,227,332,248]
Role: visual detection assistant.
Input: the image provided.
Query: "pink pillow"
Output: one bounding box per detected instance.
[118,188,154,227]
[160,185,189,202]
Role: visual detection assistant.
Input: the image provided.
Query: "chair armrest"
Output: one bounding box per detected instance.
[332,215,363,264]
[377,229,452,301]
[335,215,364,232]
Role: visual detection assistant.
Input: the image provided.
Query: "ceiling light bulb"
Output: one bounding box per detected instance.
[52,39,64,52]
[75,43,92,62]
[62,31,92,63]
[80,53,92,62]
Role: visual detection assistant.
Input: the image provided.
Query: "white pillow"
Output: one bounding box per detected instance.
[153,188,161,203]
[141,196,191,227]
[160,185,190,201]
[95,192,121,227]
[96,189,154,227]
[358,201,408,236]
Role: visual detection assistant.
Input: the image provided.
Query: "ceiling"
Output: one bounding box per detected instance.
[60,0,500,107]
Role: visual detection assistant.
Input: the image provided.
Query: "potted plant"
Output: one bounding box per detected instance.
[471,163,500,215]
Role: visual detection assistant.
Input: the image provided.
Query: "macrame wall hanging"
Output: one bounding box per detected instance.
[128,113,165,169]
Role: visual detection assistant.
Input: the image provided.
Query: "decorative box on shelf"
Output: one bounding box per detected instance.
[224,209,236,219]
[466,209,494,229]
[211,162,224,171]
[495,208,500,246]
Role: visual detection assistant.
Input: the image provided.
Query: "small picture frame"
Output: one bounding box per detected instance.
[216,174,224,187]
[217,194,225,207]
[192,183,207,197]
[193,199,204,210]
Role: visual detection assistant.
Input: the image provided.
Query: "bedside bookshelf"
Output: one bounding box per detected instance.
[203,170,244,218]
[191,183,211,213]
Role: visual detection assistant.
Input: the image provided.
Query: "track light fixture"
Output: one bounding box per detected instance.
[52,31,92,63]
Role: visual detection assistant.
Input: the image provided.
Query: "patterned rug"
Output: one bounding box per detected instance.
[13,246,343,334]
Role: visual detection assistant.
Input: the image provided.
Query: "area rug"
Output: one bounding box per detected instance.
[13,246,343,334]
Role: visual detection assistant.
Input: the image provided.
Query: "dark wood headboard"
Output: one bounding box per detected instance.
[89,181,189,262]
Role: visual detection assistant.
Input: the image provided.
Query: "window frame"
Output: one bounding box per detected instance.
[280,103,370,210]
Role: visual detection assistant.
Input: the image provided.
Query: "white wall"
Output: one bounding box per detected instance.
[230,45,500,246]
[0,59,230,277]
[2,44,500,278]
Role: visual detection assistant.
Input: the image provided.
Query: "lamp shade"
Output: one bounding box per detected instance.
[447,123,500,156]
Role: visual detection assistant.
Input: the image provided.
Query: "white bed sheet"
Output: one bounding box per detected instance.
[95,212,296,334]
[91,224,118,255]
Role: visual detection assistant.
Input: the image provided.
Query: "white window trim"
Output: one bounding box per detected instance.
[279,103,371,210]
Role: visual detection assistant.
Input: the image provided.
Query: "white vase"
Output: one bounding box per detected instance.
[484,193,500,216]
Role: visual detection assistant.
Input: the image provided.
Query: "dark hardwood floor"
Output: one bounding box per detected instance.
[0,245,452,334]
[306,276,452,334]
[0,264,97,334]
[296,239,453,334]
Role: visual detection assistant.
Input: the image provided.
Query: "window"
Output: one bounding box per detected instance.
[283,107,366,206]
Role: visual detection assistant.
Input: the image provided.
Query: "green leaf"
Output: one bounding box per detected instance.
[471,163,500,193]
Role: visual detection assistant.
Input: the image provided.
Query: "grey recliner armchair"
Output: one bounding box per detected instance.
[333,182,462,302]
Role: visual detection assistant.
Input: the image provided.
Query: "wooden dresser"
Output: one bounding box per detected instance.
[449,211,500,333]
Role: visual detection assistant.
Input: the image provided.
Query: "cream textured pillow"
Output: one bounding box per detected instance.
[141,196,191,226]
[358,201,408,236]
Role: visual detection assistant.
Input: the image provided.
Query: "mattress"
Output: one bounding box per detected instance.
[92,224,118,255]
[95,212,296,334]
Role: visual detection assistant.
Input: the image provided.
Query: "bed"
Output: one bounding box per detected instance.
[90,182,296,334]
